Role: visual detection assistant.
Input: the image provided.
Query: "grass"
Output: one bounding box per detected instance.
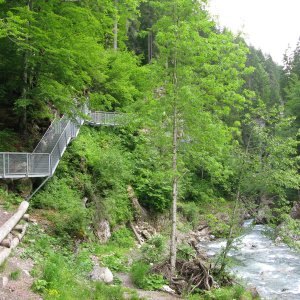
[0,259,7,272]
[10,269,21,280]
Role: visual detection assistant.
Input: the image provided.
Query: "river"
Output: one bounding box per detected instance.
[202,220,300,299]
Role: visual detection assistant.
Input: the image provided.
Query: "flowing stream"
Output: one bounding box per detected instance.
[202,220,300,299]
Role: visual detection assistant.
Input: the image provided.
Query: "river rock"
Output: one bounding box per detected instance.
[246,286,259,298]
[95,219,111,244]
[90,266,113,284]
[0,276,8,288]
[160,285,176,294]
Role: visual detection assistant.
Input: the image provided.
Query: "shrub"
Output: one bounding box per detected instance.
[130,261,150,289]
[140,235,167,263]
[177,243,196,260]
[110,227,135,248]
[178,202,200,228]
[0,129,17,151]
[130,261,166,290]
[201,285,254,300]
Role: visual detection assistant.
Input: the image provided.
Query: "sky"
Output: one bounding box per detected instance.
[208,0,300,65]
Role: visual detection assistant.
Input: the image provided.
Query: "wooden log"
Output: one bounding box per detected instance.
[129,222,143,245]
[127,185,148,221]
[0,247,10,267]
[0,201,29,244]
[13,224,28,241]
[0,233,13,248]
[0,223,28,266]
[13,225,24,232]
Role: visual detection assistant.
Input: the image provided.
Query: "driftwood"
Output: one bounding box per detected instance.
[0,201,29,243]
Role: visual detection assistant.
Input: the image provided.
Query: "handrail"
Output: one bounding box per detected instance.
[49,120,70,155]
[33,117,58,153]
[0,111,121,179]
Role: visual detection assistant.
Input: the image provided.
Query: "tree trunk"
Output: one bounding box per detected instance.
[20,0,32,133]
[218,189,240,275]
[170,11,179,275]
[113,0,118,50]
[170,110,178,276]
[148,31,153,63]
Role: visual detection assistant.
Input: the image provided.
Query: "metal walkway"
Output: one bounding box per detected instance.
[0,111,120,179]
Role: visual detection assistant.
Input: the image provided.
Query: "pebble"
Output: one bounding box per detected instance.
[0,276,8,288]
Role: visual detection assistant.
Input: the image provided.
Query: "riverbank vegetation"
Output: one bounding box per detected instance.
[0,0,299,299]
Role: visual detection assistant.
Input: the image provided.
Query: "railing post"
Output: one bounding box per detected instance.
[26,153,29,177]
[49,154,52,176]
[3,153,5,178]
[7,154,9,176]
[64,125,68,145]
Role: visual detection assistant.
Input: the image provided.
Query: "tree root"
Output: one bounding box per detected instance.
[152,258,214,294]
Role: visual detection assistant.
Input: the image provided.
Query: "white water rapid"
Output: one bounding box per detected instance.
[202,220,300,299]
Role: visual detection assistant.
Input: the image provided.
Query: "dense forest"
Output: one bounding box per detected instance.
[0,0,299,299]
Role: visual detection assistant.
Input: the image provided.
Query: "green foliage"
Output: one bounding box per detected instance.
[140,235,167,263]
[189,285,257,300]
[70,127,134,227]
[177,243,196,260]
[98,251,130,273]
[110,227,135,248]
[205,213,230,238]
[130,261,166,290]
[32,279,48,293]
[277,214,300,251]
[0,188,23,210]
[31,177,88,239]
[33,252,133,300]
[92,228,134,273]
[178,202,200,228]
[0,129,17,151]
[24,223,134,300]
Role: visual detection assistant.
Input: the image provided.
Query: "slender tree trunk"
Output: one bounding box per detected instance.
[20,0,32,133]
[113,0,118,50]
[170,105,178,276]
[170,37,178,275]
[219,189,240,275]
[218,133,252,276]
[148,31,153,63]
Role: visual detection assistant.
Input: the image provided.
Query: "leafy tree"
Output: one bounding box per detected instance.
[134,0,250,275]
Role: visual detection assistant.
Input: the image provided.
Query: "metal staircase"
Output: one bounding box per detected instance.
[0,111,120,179]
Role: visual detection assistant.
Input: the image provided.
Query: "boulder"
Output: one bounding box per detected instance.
[90,266,113,284]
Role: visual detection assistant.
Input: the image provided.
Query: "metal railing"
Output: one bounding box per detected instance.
[0,152,50,178]
[0,110,119,179]
[89,111,120,126]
